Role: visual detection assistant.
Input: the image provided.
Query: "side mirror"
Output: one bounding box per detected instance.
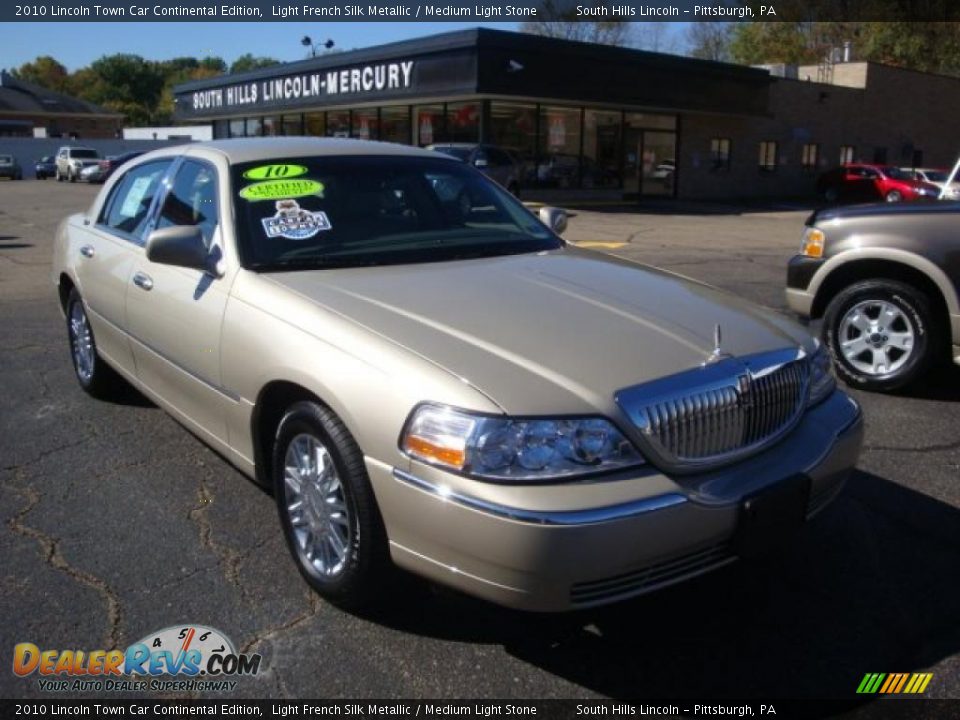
[473,157,489,169]
[146,225,218,275]
[538,206,568,235]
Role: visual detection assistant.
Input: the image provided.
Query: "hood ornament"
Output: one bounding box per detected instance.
[704,323,732,365]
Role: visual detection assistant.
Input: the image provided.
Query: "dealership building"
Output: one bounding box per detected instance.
[173,28,960,201]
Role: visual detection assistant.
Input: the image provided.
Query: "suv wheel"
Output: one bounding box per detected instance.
[56,169,63,182]
[823,280,937,392]
[68,169,76,183]
[273,401,388,610]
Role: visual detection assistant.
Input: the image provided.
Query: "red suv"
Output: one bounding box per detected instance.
[816,163,940,203]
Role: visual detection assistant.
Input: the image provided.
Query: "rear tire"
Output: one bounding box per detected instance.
[273,401,389,610]
[65,288,121,399]
[823,280,937,392]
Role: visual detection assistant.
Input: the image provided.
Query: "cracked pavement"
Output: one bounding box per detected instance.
[1,182,957,705]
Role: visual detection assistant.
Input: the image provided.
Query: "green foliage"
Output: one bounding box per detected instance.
[13,52,229,125]
[12,56,71,93]
[725,21,960,75]
[230,54,280,74]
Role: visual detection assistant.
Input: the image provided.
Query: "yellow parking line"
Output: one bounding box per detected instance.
[571,241,626,249]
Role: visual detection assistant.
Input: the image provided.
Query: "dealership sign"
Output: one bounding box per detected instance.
[189,60,415,113]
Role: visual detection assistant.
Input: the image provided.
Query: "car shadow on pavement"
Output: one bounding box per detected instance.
[363,469,959,708]
[891,363,960,402]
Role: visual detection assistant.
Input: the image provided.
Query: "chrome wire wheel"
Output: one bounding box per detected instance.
[69,300,95,384]
[838,299,915,376]
[282,433,352,578]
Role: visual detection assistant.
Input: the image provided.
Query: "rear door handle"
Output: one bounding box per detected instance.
[132,271,154,291]
[80,245,95,259]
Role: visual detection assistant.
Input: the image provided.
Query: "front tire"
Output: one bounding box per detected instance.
[68,170,76,183]
[273,401,388,609]
[885,190,902,202]
[65,288,120,398]
[823,280,937,392]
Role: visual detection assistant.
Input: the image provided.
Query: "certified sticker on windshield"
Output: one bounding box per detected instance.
[261,200,332,240]
[240,178,324,201]
[243,164,308,181]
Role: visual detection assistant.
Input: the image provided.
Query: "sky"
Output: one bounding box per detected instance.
[3,22,521,71]
[2,21,690,72]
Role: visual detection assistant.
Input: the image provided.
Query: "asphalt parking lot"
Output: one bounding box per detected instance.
[1,179,958,707]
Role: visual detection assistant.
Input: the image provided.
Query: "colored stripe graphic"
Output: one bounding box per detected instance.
[857,672,932,694]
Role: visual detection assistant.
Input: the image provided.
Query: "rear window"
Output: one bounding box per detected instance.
[71,149,100,159]
[230,155,558,271]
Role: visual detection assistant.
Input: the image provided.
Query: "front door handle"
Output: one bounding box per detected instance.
[132,271,154,291]
[80,245,95,259]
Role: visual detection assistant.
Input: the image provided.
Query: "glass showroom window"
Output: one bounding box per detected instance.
[282,114,303,136]
[446,102,480,144]
[414,104,444,146]
[351,108,379,141]
[489,103,536,186]
[840,145,855,164]
[327,110,350,138]
[583,110,622,188]
[380,106,411,145]
[229,118,246,138]
[261,117,279,136]
[304,112,325,137]
[538,106,582,188]
[758,141,778,172]
[710,138,731,170]
[801,143,819,170]
[247,117,263,137]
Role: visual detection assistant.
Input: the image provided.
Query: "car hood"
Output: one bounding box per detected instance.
[807,200,960,225]
[266,248,812,414]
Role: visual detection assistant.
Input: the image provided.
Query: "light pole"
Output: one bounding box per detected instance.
[301,36,335,59]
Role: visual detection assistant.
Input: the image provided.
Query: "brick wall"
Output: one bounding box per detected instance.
[676,62,960,200]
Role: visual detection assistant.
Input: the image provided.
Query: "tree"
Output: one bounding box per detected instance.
[686,22,734,62]
[13,56,70,93]
[230,54,280,74]
[86,54,167,125]
[521,2,629,45]
[634,23,679,53]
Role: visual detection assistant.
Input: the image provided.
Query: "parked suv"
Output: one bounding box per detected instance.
[55,146,101,183]
[787,202,960,391]
[426,143,521,196]
[816,163,940,204]
[0,154,23,180]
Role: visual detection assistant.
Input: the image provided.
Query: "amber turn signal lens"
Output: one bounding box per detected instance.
[801,228,825,258]
[403,435,466,469]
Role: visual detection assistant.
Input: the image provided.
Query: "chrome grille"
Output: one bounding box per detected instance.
[616,349,810,470]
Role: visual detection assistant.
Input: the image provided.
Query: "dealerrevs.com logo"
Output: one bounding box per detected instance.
[13,624,262,693]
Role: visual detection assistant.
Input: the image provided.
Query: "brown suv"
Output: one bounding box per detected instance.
[787,202,960,391]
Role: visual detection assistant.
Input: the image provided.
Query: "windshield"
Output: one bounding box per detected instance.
[71,149,100,159]
[231,155,560,271]
[430,146,472,162]
[921,170,948,182]
[0,156,11,163]
[881,166,912,180]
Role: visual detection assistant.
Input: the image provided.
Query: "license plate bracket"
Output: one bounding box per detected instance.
[733,474,811,559]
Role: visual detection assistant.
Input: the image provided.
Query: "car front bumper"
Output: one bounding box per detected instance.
[369,390,863,611]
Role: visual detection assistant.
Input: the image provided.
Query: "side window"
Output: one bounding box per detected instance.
[155,160,219,249]
[100,160,172,240]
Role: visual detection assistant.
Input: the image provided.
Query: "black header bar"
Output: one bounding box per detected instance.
[5,0,960,23]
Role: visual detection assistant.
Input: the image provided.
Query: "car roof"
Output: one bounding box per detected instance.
[175,137,447,164]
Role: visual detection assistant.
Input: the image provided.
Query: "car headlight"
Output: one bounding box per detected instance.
[400,404,645,481]
[799,227,825,258]
[807,342,836,406]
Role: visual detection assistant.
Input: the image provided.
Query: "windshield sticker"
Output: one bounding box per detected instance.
[261,200,332,240]
[118,176,154,219]
[239,178,324,201]
[242,164,308,181]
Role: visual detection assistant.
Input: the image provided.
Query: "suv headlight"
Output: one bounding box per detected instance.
[807,342,836,406]
[401,404,645,481]
[799,227,825,258]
